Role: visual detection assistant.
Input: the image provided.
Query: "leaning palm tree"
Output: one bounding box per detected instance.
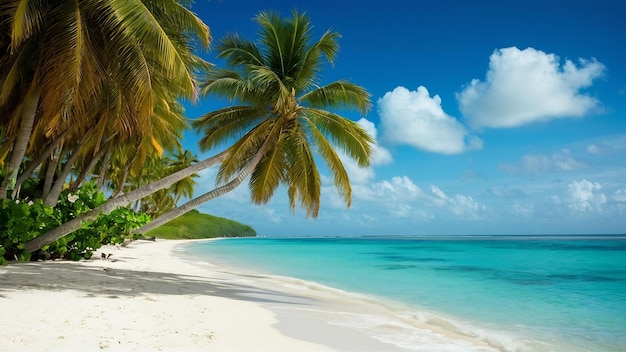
[24,9,374,252]
[133,10,375,234]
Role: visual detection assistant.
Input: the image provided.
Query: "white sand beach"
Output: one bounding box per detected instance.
[0,239,498,351]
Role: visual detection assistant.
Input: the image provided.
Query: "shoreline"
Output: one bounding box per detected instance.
[0,239,497,351]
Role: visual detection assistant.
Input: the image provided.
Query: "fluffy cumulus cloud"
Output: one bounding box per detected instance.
[567,179,607,212]
[457,46,605,128]
[378,86,482,154]
[428,185,485,219]
[355,176,423,202]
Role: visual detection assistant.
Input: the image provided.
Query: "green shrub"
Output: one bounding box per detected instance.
[0,181,150,264]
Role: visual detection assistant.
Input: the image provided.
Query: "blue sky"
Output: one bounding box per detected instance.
[181,0,626,236]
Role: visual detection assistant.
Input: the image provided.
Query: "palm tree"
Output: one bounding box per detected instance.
[167,150,200,204]
[24,9,375,252]
[125,150,199,217]
[0,0,210,200]
[133,10,375,234]
[0,0,211,252]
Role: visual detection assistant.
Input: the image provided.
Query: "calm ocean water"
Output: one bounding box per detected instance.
[183,236,626,352]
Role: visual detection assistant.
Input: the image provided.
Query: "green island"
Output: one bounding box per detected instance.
[146,210,256,239]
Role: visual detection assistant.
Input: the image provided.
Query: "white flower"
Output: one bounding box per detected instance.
[28,201,34,206]
[67,194,80,203]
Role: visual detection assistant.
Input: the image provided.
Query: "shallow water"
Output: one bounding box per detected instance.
[183,236,626,352]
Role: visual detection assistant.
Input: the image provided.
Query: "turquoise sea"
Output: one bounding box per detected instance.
[182,236,626,352]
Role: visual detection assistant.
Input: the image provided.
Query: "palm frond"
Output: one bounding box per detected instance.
[255,11,286,77]
[194,105,267,151]
[248,126,287,205]
[292,29,341,90]
[200,71,266,103]
[300,80,372,114]
[302,108,374,167]
[284,129,321,216]
[216,120,277,184]
[9,0,47,51]
[217,34,263,67]
[107,0,195,95]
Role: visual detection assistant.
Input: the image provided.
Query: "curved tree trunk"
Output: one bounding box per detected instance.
[134,160,254,234]
[0,85,41,199]
[11,129,70,199]
[42,149,60,201]
[44,130,100,206]
[111,167,130,198]
[132,138,272,234]
[96,148,113,188]
[44,147,83,206]
[24,150,229,253]
[69,145,109,192]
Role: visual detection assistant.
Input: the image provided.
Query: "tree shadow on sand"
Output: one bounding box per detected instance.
[0,261,316,306]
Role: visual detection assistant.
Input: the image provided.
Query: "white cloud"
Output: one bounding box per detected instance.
[378,86,482,154]
[614,189,626,202]
[353,175,486,220]
[355,176,423,202]
[586,135,626,155]
[428,185,485,219]
[457,47,605,128]
[567,179,607,212]
[586,144,613,155]
[500,149,585,175]
[352,176,437,220]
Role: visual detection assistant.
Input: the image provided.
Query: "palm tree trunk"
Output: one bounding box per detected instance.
[133,140,271,234]
[111,167,130,198]
[44,131,98,206]
[69,145,108,192]
[43,148,81,206]
[11,129,70,199]
[96,148,112,188]
[42,151,60,200]
[133,161,253,234]
[0,85,41,199]
[24,150,229,253]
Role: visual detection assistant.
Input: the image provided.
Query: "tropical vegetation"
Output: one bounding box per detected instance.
[0,0,211,260]
[0,3,374,263]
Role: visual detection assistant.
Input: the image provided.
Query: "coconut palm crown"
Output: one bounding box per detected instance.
[193,10,374,217]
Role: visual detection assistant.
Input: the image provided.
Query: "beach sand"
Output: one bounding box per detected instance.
[0,239,498,351]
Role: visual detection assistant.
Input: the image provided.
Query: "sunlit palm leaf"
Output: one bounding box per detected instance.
[194,106,267,151]
[303,108,373,166]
